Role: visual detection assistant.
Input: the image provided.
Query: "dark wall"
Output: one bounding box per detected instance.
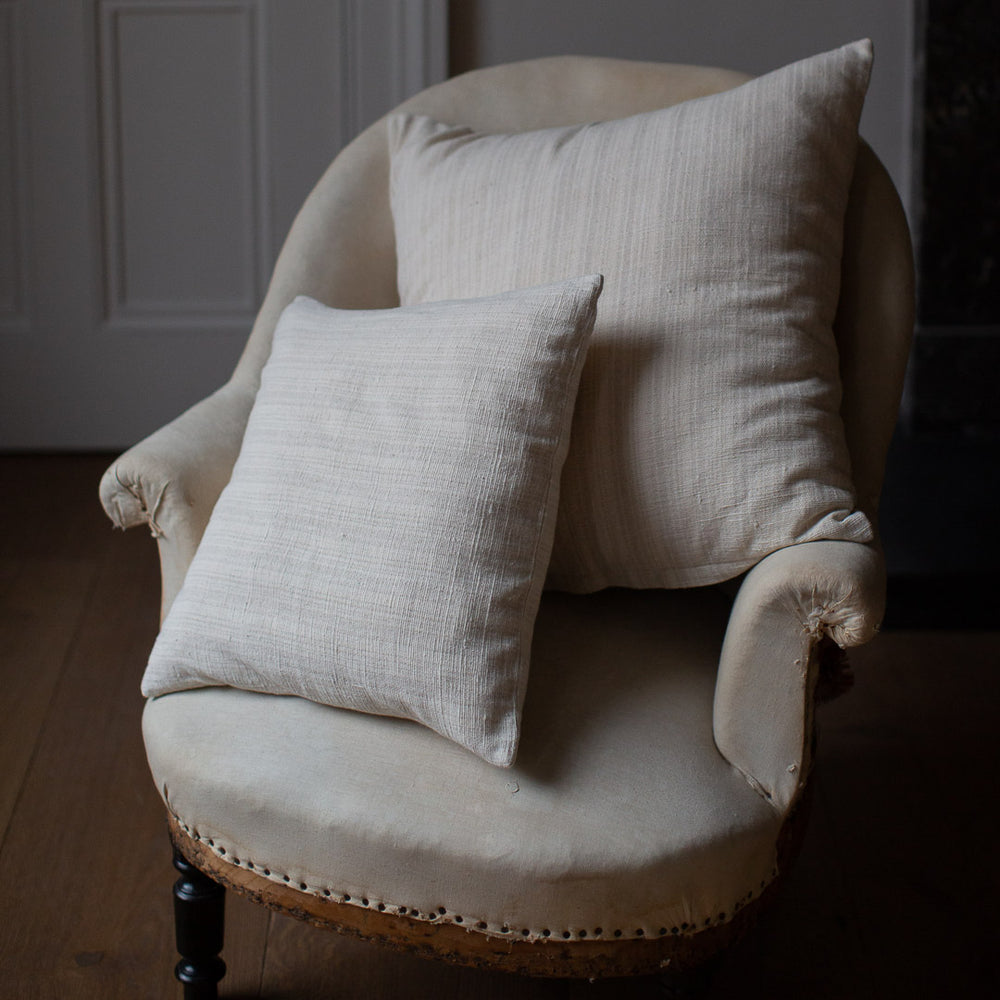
[879,0,999,625]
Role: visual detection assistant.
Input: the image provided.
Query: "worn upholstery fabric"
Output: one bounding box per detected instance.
[714,539,885,811]
[144,587,782,940]
[389,41,875,592]
[141,276,603,766]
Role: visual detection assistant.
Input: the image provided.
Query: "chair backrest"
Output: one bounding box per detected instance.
[234,55,914,525]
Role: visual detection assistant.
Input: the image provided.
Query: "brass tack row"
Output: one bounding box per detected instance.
[179,821,764,942]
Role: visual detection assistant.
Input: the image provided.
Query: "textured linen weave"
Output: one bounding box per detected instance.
[389,40,876,591]
[142,275,603,766]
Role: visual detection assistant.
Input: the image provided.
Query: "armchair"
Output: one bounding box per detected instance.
[101,45,913,996]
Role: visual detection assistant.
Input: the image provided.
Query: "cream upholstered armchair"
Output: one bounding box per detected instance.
[101,43,913,997]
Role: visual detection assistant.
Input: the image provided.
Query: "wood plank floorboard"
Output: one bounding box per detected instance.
[0,522,173,998]
[0,556,98,837]
[818,635,1000,999]
[1,455,997,998]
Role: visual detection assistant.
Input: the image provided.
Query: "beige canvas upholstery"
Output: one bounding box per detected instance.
[101,51,914,978]
[145,587,782,941]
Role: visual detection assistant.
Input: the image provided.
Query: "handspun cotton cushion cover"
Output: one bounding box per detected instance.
[388,40,876,592]
[141,275,603,767]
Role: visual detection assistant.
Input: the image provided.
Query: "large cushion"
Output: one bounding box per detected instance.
[141,275,603,766]
[143,587,782,940]
[389,40,876,592]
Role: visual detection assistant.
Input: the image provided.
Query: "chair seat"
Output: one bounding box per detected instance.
[143,587,783,943]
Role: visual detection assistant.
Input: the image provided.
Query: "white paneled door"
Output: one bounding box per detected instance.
[0,0,446,449]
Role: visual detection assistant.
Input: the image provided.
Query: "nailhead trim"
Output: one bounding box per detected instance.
[178,819,777,943]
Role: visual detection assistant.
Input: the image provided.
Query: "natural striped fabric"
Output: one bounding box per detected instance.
[141,275,603,766]
[389,40,876,592]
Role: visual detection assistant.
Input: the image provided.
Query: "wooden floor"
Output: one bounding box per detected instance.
[1,453,998,999]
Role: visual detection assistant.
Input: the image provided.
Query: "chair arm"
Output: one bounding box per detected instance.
[99,380,255,622]
[713,540,885,814]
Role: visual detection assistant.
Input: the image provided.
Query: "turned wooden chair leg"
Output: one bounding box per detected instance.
[172,846,226,999]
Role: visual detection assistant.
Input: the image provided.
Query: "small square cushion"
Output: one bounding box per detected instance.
[388,40,876,591]
[141,275,603,766]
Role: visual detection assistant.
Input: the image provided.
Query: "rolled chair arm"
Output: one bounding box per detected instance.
[713,540,885,814]
[99,380,255,622]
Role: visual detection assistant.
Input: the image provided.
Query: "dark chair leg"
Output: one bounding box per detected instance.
[172,846,226,999]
